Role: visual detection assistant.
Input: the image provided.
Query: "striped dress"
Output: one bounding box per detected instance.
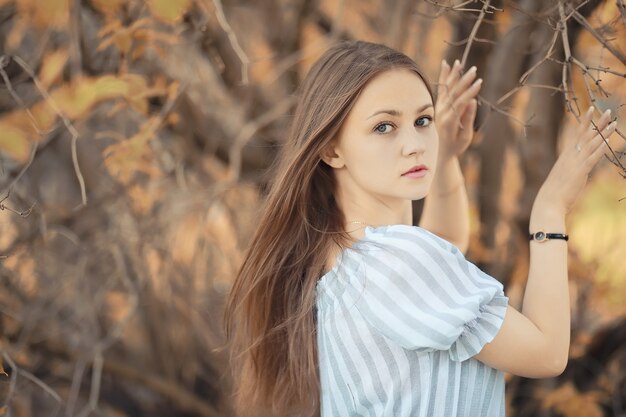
[315,224,509,417]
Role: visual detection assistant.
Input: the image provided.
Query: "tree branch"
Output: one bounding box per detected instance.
[571,9,626,66]
[461,0,493,68]
[9,55,87,207]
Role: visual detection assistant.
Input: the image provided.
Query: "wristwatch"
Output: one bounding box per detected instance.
[529,231,569,242]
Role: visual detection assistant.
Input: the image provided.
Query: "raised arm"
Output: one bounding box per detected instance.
[419,156,469,252]
[419,59,480,252]
[474,107,617,377]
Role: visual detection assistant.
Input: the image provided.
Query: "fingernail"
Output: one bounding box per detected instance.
[604,108,611,117]
[586,106,594,115]
[469,66,477,73]
[454,59,460,66]
[475,78,483,84]
[609,121,617,129]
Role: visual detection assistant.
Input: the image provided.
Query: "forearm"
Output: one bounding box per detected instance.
[419,157,470,252]
[523,203,570,369]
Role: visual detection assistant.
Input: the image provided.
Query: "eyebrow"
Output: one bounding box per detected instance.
[366,103,434,120]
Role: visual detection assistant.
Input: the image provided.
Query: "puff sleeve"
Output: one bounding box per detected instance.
[352,225,508,362]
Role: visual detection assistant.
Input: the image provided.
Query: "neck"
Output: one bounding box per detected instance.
[335,187,413,228]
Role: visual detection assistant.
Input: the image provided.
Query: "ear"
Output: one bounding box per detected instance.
[320,141,345,169]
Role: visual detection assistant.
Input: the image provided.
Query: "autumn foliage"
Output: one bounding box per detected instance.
[0,0,625,416]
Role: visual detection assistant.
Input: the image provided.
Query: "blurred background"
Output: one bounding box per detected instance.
[0,0,625,416]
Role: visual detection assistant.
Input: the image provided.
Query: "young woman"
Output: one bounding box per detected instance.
[224,40,617,417]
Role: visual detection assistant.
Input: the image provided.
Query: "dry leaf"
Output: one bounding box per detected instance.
[0,126,31,163]
[103,118,161,183]
[147,0,192,24]
[90,0,125,16]
[97,18,152,55]
[50,76,127,119]
[543,382,606,417]
[18,0,70,29]
[5,15,27,52]
[38,49,69,89]
[171,212,203,265]
[128,184,163,215]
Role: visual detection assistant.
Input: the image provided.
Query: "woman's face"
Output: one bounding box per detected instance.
[324,68,438,207]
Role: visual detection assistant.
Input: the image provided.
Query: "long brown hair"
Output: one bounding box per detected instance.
[223,40,434,416]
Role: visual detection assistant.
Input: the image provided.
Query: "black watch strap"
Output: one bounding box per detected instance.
[529,231,569,242]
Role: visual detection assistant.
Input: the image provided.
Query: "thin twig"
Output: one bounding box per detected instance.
[18,369,62,403]
[10,55,87,207]
[444,36,498,47]
[558,1,575,115]
[476,94,530,131]
[617,0,626,26]
[460,0,491,68]
[425,0,501,15]
[1,351,17,410]
[571,9,626,66]
[570,56,612,99]
[75,351,103,417]
[518,29,560,85]
[570,56,625,150]
[0,189,35,217]
[65,358,86,417]
[567,58,625,171]
[210,0,249,85]
[495,82,570,109]
[588,118,625,172]
[570,56,626,173]
[0,56,57,135]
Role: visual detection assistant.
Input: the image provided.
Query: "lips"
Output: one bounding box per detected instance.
[401,165,428,175]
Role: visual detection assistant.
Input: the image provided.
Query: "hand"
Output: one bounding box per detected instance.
[435,59,483,160]
[535,107,617,215]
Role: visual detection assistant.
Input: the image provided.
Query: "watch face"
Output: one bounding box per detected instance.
[535,231,546,241]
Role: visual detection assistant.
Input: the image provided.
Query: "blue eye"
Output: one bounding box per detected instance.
[416,116,433,127]
[374,122,394,134]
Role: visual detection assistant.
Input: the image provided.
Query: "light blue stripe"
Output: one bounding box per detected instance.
[331,303,378,417]
[316,224,506,416]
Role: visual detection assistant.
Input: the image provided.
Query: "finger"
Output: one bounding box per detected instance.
[445,59,463,88]
[448,66,478,101]
[575,106,595,139]
[437,60,451,98]
[438,60,450,86]
[587,123,616,163]
[594,108,613,128]
[452,78,483,110]
[586,131,613,169]
[459,98,477,132]
[581,120,617,155]
[581,105,594,125]
[584,109,612,141]
[460,98,477,122]
[590,120,617,147]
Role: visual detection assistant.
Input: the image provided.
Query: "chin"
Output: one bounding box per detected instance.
[410,185,432,200]
[404,190,429,201]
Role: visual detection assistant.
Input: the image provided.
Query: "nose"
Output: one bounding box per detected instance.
[401,128,427,156]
